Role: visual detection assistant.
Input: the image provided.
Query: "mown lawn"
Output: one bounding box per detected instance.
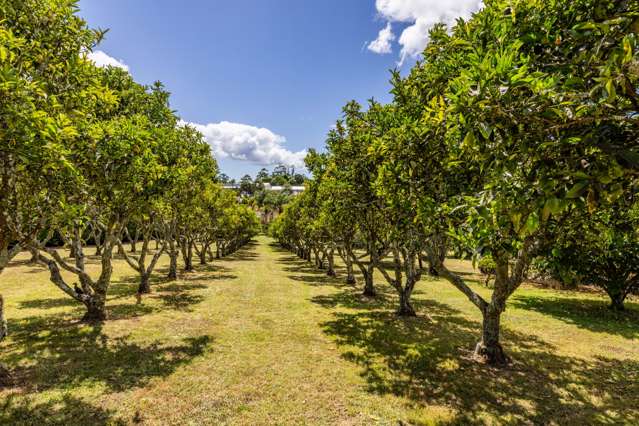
[0,236,637,425]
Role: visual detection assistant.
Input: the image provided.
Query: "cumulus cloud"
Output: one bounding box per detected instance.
[186,121,307,168]
[371,0,483,63]
[87,50,129,72]
[367,23,395,54]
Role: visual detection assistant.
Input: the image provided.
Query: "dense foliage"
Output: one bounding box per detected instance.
[272,0,639,365]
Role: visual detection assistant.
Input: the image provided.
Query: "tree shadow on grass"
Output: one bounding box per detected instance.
[1,315,212,395]
[17,277,213,321]
[155,291,205,312]
[18,297,78,310]
[0,394,127,426]
[285,260,639,424]
[108,278,211,316]
[218,241,260,262]
[512,295,639,339]
[185,264,238,281]
[318,292,638,424]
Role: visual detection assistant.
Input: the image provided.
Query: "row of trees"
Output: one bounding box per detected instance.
[271,0,639,365]
[218,165,306,189]
[227,167,306,228]
[0,0,258,382]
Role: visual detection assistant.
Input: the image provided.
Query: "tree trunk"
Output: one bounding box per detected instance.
[72,230,92,295]
[363,266,376,297]
[0,294,11,386]
[82,292,107,322]
[199,244,207,265]
[28,247,39,264]
[168,250,178,280]
[0,295,7,342]
[326,249,336,277]
[346,261,356,284]
[95,232,102,256]
[184,241,193,272]
[315,249,324,269]
[428,264,439,277]
[397,287,417,316]
[131,238,137,253]
[474,307,508,365]
[138,273,151,294]
[609,292,626,311]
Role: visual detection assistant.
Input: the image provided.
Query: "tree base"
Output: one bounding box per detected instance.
[474,341,510,366]
[346,276,356,285]
[609,302,625,312]
[138,279,151,295]
[82,308,107,323]
[396,306,417,317]
[362,287,376,297]
[0,364,13,387]
[326,269,336,277]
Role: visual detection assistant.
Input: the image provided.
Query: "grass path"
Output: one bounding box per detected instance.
[1,236,638,425]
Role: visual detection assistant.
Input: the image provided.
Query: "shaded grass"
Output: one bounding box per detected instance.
[0,237,637,425]
[511,294,639,339]
[274,242,639,424]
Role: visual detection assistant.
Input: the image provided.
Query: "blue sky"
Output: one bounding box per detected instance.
[78,0,483,179]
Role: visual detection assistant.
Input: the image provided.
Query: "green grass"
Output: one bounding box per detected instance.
[1,236,638,425]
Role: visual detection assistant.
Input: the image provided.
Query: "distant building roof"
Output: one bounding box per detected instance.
[263,183,305,193]
[222,183,305,193]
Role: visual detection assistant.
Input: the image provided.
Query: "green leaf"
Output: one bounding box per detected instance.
[524,213,540,235]
[478,122,493,140]
[605,79,616,101]
[462,131,476,149]
[542,198,562,221]
[572,22,598,32]
[566,181,588,198]
[510,211,522,229]
[623,36,633,63]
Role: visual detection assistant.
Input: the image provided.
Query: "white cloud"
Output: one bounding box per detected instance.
[371,0,483,63]
[87,50,129,72]
[367,23,395,54]
[185,121,307,168]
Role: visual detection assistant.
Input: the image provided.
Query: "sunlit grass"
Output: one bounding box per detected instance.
[0,236,637,425]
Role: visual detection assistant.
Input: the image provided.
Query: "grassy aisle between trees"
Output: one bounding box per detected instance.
[1,236,638,425]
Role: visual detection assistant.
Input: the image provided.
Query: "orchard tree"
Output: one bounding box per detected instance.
[36,114,166,321]
[324,103,391,297]
[0,0,103,381]
[404,0,639,364]
[543,197,639,311]
[160,124,218,278]
[317,171,358,284]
